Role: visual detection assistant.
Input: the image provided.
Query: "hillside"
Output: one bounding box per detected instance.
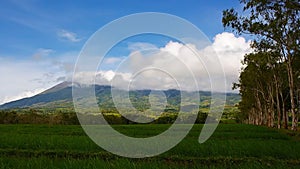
[0,82,240,112]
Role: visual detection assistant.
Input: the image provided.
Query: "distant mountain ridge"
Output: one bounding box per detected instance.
[0,82,73,109]
[0,82,240,110]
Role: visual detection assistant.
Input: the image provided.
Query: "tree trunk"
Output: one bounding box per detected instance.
[287,58,297,130]
[266,84,275,128]
[255,91,263,125]
[270,88,275,128]
[280,88,288,129]
[276,92,281,129]
[298,90,300,128]
[274,75,281,128]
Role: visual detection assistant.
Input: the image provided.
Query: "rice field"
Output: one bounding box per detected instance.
[0,124,300,168]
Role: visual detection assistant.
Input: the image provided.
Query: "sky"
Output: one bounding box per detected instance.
[0,0,251,104]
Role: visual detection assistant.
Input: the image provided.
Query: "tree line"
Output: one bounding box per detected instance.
[0,109,214,125]
[223,0,300,130]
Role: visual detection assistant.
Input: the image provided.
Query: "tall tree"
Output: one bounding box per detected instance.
[223,0,300,130]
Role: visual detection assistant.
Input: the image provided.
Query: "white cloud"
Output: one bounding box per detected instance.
[32,48,54,60]
[72,70,131,89]
[128,42,158,52]
[57,29,81,42]
[1,88,47,105]
[0,58,61,105]
[0,50,78,105]
[74,32,251,92]
[103,57,123,64]
[211,32,252,88]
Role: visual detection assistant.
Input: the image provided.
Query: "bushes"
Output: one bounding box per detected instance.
[154,113,177,124]
[0,111,18,124]
[0,110,79,125]
[0,109,217,125]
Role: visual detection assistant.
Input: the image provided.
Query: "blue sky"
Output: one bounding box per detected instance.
[0,0,250,104]
[0,0,242,58]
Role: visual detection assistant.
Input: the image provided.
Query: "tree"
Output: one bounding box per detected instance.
[223,0,300,130]
[235,52,279,127]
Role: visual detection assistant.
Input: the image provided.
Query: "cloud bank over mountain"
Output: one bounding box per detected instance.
[74,32,251,91]
[0,32,251,105]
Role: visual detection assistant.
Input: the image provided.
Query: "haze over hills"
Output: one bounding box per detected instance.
[0,81,240,111]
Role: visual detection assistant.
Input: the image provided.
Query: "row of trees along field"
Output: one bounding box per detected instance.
[0,109,213,125]
[222,0,300,130]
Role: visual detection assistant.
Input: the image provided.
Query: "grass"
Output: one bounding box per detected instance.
[0,124,300,168]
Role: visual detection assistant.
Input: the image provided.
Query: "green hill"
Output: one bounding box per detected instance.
[0,82,240,114]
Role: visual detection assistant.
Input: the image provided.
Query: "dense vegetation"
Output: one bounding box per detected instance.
[0,109,223,125]
[223,0,300,130]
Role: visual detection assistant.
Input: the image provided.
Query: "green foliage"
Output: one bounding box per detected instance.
[0,105,239,125]
[0,112,217,125]
[0,109,79,125]
[223,0,300,129]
